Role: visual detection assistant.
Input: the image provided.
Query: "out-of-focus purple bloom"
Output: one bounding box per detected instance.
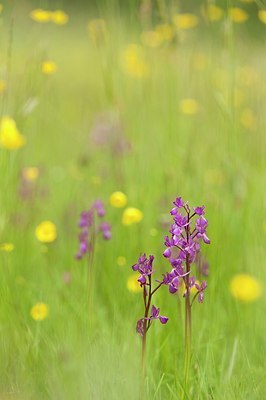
[195,253,209,276]
[136,319,145,336]
[75,200,111,260]
[90,112,132,156]
[195,281,207,303]
[93,200,105,217]
[100,222,111,240]
[79,210,93,228]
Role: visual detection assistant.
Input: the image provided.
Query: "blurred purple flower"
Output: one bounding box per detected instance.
[75,199,111,260]
[90,112,131,155]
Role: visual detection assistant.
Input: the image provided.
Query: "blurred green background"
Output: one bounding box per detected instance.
[0,0,265,399]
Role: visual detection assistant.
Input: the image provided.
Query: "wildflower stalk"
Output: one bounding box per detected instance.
[183,256,192,399]
[133,196,210,399]
[132,254,168,394]
[141,276,151,380]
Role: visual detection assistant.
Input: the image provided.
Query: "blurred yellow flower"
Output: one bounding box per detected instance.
[122,207,143,226]
[0,80,6,93]
[156,24,174,42]
[127,274,142,293]
[22,167,39,182]
[51,10,69,25]
[0,4,3,14]
[121,44,149,79]
[109,191,127,208]
[205,5,224,22]
[180,280,200,295]
[117,256,126,266]
[228,8,249,23]
[30,9,51,23]
[88,19,107,44]
[240,108,256,130]
[0,116,26,150]
[230,274,262,302]
[179,98,199,115]
[258,10,266,24]
[0,242,14,252]
[35,221,57,243]
[30,302,49,321]
[141,30,163,48]
[173,13,199,30]
[41,61,57,75]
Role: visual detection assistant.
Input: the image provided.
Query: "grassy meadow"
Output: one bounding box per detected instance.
[0,1,265,399]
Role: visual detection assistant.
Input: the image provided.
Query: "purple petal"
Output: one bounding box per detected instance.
[159,316,168,324]
[163,248,171,258]
[198,292,204,303]
[203,234,211,244]
[151,305,160,318]
[138,275,146,285]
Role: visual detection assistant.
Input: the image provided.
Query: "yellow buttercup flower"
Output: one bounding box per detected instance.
[258,10,266,24]
[121,44,149,79]
[122,207,144,226]
[117,256,126,267]
[230,274,262,302]
[30,302,49,321]
[41,61,57,75]
[51,10,69,25]
[22,167,39,182]
[181,280,200,295]
[156,24,174,42]
[228,8,249,23]
[173,13,199,30]
[141,30,163,48]
[35,221,57,243]
[0,242,14,252]
[127,274,142,293]
[0,116,26,150]
[30,9,51,23]
[205,5,224,22]
[0,80,6,93]
[179,98,199,115]
[109,191,127,208]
